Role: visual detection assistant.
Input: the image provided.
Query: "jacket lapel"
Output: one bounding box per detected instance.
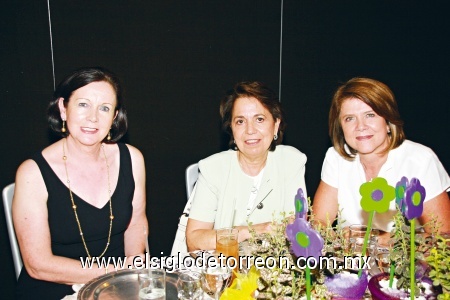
[250,151,275,214]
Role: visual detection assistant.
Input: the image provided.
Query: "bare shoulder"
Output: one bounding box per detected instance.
[17,140,63,181]
[16,159,42,183]
[15,158,47,205]
[124,144,145,163]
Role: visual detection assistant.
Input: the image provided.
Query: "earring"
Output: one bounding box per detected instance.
[274,134,278,141]
[61,120,66,133]
[107,130,111,141]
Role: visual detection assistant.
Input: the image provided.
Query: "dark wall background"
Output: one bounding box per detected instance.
[2,1,449,298]
[282,2,450,192]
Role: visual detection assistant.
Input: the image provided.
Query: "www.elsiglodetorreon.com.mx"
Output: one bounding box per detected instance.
[79,252,372,273]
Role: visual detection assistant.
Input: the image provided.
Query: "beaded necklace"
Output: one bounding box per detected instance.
[62,138,114,259]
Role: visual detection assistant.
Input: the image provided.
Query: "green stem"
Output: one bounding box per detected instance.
[292,269,296,297]
[389,263,395,288]
[358,211,374,278]
[410,218,415,299]
[306,266,311,300]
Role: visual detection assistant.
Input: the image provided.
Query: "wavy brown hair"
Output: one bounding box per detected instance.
[329,77,405,160]
[220,81,285,151]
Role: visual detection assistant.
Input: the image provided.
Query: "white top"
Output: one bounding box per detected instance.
[189,145,307,229]
[245,169,265,216]
[321,140,450,232]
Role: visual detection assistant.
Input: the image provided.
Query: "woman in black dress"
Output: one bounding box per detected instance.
[13,67,148,299]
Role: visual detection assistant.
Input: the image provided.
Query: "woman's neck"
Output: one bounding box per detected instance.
[237,151,268,177]
[64,136,103,163]
[360,153,388,181]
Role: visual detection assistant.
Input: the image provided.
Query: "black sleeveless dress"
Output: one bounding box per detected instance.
[16,143,135,300]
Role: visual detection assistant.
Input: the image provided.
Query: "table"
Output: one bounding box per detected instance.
[77,269,178,299]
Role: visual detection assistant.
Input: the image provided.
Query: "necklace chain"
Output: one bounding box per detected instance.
[62,139,114,259]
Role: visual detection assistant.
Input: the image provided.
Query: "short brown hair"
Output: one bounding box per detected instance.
[220,81,285,151]
[48,67,127,142]
[329,77,405,160]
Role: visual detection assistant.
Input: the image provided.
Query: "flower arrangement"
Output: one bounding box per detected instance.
[393,177,430,291]
[246,211,326,299]
[368,176,444,299]
[226,189,364,299]
[220,266,260,300]
[220,177,448,299]
[359,177,396,278]
[387,211,435,292]
[426,233,450,298]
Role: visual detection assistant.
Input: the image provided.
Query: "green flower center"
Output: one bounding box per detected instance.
[412,191,422,206]
[296,232,310,248]
[295,199,303,213]
[396,186,405,199]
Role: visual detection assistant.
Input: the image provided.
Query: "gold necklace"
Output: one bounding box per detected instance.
[62,139,114,259]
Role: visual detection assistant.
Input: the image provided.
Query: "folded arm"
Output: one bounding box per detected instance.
[420,191,450,233]
[312,180,339,227]
[185,218,272,251]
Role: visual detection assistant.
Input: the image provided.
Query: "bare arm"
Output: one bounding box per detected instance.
[420,191,450,233]
[185,219,215,251]
[312,180,339,227]
[13,160,106,285]
[124,145,148,258]
[186,218,272,251]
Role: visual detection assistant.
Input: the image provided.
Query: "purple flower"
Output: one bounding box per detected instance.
[395,176,409,213]
[286,218,323,262]
[360,177,396,213]
[403,178,426,220]
[294,188,308,219]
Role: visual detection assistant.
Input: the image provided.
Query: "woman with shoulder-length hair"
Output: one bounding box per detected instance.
[313,77,450,234]
[13,67,148,299]
[186,81,308,251]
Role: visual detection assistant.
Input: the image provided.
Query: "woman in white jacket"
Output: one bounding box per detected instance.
[186,81,307,251]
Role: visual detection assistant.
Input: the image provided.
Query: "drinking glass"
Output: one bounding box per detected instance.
[376,252,390,273]
[374,238,394,273]
[349,224,379,256]
[216,228,239,269]
[200,264,231,300]
[138,269,166,300]
[368,235,379,256]
[177,271,202,300]
[238,240,255,274]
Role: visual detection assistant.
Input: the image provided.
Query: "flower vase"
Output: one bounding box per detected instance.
[324,271,368,299]
[368,273,441,300]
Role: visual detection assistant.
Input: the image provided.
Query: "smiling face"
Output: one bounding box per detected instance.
[340,97,390,157]
[58,81,117,145]
[231,97,280,160]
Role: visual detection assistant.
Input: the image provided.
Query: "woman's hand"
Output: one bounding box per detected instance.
[236,222,273,242]
[249,222,273,234]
